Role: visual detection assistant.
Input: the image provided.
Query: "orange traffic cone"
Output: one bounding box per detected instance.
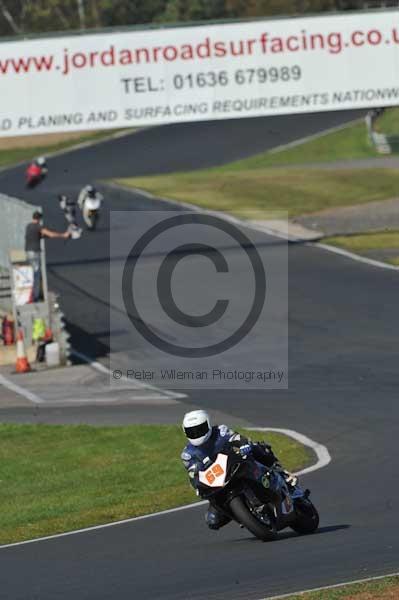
[15,329,31,374]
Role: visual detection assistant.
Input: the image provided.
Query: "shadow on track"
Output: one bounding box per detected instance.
[230,523,350,544]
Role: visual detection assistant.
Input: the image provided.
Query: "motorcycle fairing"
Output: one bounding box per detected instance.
[198,453,228,488]
[85,198,101,210]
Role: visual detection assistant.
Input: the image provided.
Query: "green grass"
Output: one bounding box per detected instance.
[0,423,311,545]
[377,107,399,137]
[0,129,127,169]
[326,231,399,253]
[222,120,376,169]
[325,231,399,265]
[236,107,397,168]
[112,112,399,223]
[221,107,398,169]
[116,168,399,219]
[285,575,399,599]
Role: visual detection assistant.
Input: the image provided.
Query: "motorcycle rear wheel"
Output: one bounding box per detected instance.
[229,496,278,542]
[290,498,319,534]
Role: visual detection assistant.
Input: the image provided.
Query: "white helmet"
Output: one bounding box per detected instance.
[36,156,46,166]
[183,410,212,446]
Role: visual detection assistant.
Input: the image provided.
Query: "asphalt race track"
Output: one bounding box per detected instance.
[2,110,399,600]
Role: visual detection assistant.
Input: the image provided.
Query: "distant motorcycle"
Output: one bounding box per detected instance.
[26,157,47,188]
[78,185,102,231]
[82,195,101,230]
[196,441,319,541]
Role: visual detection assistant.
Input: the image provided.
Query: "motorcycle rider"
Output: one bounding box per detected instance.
[181,410,297,530]
[27,156,47,176]
[78,184,103,211]
[26,156,48,185]
[35,156,48,173]
[58,194,82,239]
[58,194,77,225]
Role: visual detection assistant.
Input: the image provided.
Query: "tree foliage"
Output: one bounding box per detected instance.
[0,0,385,37]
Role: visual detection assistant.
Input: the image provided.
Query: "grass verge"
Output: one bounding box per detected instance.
[115,168,399,220]
[378,107,399,137]
[0,128,129,169]
[283,575,399,599]
[325,231,399,266]
[113,110,399,222]
[239,106,398,167]
[0,423,311,545]
[227,120,375,168]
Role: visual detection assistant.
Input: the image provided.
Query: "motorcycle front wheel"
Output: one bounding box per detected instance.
[229,496,278,542]
[290,498,319,534]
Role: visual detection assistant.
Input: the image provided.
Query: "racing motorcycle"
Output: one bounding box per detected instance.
[26,161,47,188]
[82,196,101,230]
[196,441,319,541]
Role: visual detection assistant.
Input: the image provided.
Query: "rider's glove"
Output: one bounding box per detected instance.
[239,443,252,458]
[283,470,298,487]
[188,465,199,479]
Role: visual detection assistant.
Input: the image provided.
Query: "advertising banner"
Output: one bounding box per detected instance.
[0,10,399,136]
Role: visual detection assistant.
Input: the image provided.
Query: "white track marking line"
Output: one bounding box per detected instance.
[0,427,330,550]
[0,115,360,177]
[41,126,152,162]
[118,183,399,270]
[0,127,150,175]
[260,571,399,600]
[0,501,208,550]
[266,117,363,155]
[0,373,45,405]
[39,396,179,405]
[109,182,296,241]
[0,350,187,406]
[247,427,331,476]
[71,348,187,399]
[0,350,186,406]
[314,242,399,271]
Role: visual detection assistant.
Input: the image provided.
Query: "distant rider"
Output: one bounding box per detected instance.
[31,156,48,174]
[25,210,70,302]
[36,156,47,171]
[58,194,77,226]
[181,410,297,531]
[58,194,82,239]
[78,184,103,211]
[26,156,48,183]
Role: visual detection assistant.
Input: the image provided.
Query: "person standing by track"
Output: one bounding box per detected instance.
[25,210,70,302]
